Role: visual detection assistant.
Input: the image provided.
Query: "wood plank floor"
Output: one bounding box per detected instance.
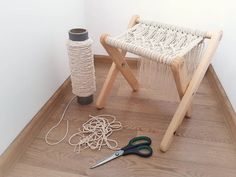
[6,60,236,177]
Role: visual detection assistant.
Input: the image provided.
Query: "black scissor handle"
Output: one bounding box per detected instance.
[128,136,151,147]
[121,136,152,157]
[122,145,153,157]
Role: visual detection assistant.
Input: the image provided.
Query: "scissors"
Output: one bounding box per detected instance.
[90,136,153,169]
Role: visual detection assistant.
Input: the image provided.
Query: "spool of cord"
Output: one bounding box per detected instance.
[67,28,96,105]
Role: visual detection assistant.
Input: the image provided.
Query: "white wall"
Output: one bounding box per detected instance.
[0,0,85,155]
[84,0,236,110]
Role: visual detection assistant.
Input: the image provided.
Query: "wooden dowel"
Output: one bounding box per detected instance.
[171,57,192,118]
[96,15,140,109]
[127,15,140,28]
[160,31,223,152]
[96,63,119,109]
[101,35,139,91]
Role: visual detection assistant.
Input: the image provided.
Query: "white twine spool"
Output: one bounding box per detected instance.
[66,38,96,97]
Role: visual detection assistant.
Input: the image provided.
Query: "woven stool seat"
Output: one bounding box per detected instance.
[106,20,206,64]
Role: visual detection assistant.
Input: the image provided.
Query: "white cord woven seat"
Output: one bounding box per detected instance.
[106,19,206,64]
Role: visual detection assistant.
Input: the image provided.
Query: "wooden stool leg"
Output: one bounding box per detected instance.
[171,58,192,118]
[96,62,119,109]
[101,35,139,91]
[96,15,140,109]
[160,31,223,152]
[96,36,139,109]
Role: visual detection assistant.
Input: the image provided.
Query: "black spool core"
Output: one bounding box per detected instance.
[68,28,93,105]
[69,28,89,41]
[77,95,93,105]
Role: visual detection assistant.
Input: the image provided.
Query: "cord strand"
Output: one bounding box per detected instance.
[45,96,122,153]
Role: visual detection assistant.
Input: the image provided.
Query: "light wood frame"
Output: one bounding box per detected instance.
[96,15,223,152]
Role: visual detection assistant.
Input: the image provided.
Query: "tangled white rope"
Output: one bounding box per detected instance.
[67,39,96,97]
[45,96,122,153]
[69,114,122,153]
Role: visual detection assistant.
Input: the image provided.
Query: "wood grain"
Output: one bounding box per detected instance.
[14,138,236,177]
[4,56,236,177]
[7,163,87,177]
[0,77,71,176]
[207,64,236,143]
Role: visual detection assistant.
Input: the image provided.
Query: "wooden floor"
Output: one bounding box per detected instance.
[6,59,236,177]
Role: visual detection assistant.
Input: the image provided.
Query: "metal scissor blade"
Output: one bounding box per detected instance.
[90,150,124,169]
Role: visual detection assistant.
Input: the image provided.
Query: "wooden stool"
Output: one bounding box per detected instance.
[96,15,222,152]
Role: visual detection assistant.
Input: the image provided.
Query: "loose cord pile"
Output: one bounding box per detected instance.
[45,96,122,153]
[69,114,122,153]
